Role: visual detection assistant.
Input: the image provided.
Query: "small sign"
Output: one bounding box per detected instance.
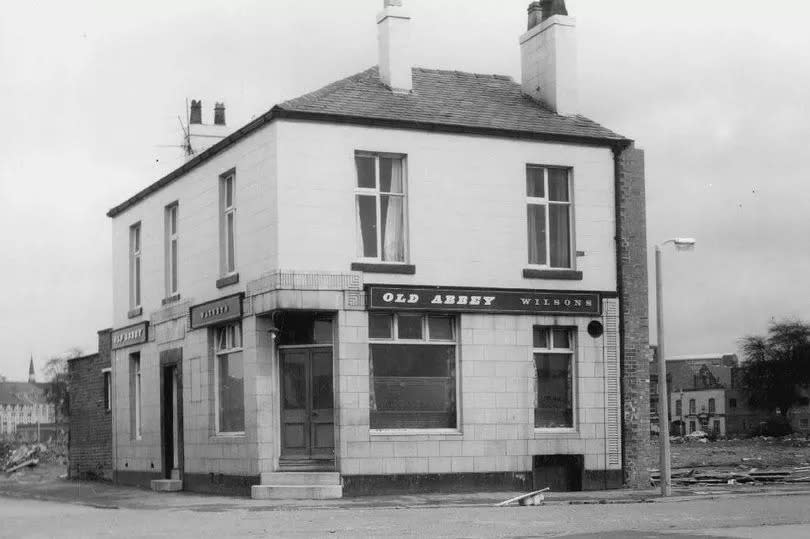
[367,286,601,316]
[190,293,243,329]
[111,322,149,350]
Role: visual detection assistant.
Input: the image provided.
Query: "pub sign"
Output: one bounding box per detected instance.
[112,321,149,350]
[190,293,243,329]
[367,286,601,316]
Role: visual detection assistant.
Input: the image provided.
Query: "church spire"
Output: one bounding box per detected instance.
[28,356,35,383]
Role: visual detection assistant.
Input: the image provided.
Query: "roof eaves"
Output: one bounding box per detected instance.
[273,107,633,149]
[107,107,282,218]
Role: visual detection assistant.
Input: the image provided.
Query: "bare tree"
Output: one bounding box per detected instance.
[43,348,83,430]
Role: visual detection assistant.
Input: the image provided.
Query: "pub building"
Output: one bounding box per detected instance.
[105,0,650,498]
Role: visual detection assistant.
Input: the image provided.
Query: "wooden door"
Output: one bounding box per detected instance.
[280,348,334,461]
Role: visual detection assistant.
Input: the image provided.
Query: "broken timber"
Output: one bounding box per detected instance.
[496,487,550,507]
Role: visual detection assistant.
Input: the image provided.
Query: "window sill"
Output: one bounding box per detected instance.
[351,262,415,274]
[522,268,583,280]
[369,429,462,437]
[161,293,181,306]
[210,432,246,442]
[127,307,142,319]
[216,273,239,288]
[533,427,578,437]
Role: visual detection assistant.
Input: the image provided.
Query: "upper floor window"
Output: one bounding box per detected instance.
[688,398,696,415]
[708,398,716,414]
[220,171,236,275]
[354,153,407,263]
[533,326,575,429]
[729,398,737,408]
[526,166,572,268]
[129,223,142,308]
[165,203,179,296]
[675,399,682,416]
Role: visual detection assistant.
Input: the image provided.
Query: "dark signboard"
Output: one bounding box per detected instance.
[112,322,149,350]
[189,293,243,329]
[367,286,601,316]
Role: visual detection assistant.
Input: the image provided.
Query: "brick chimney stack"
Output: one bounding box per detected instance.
[214,102,226,126]
[519,0,578,115]
[189,99,202,124]
[377,0,412,93]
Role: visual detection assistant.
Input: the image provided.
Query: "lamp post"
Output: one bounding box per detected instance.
[655,237,696,497]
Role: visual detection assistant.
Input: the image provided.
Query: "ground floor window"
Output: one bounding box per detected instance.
[129,353,141,439]
[712,420,721,433]
[533,326,575,428]
[215,322,244,433]
[689,421,697,433]
[368,313,456,430]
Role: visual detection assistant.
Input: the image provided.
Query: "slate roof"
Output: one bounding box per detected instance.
[277,66,628,143]
[108,66,629,217]
[0,382,48,407]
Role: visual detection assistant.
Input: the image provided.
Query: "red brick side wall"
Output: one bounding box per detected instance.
[615,146,652,488]
[67,329,113,480]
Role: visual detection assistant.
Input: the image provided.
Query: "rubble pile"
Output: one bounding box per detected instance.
[2,441,66,473]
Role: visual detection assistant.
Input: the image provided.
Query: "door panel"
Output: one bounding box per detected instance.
[281,351,309,457]
[280,348,335,460]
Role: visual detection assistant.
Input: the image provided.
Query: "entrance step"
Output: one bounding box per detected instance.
[150,479,182,492]
[252,472,342,499]
[260,471,341,486]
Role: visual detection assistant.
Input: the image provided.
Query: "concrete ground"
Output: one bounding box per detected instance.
[3,466,810,537]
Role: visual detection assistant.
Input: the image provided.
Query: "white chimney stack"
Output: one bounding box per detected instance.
[377,0,412,93]
[519,1,578,115]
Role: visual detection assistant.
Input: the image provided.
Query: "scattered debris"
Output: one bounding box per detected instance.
[2,443,58,473]
[496,487,550,507]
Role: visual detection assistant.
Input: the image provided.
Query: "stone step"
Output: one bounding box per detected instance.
[150,479,182,492]
[251,484,343,500]
[259,472,341,486]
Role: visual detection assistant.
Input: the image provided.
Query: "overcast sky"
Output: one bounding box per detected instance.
[1,0,809,380]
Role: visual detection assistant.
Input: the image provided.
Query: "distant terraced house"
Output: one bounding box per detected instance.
[0,359,54,440]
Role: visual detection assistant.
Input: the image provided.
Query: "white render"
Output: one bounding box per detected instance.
[519,15,579,115]
[109,117,621,486]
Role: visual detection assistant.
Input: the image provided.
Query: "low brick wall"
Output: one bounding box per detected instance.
[67,329,113,480]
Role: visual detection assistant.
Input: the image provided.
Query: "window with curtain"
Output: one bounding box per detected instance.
[526,165,573,268]
[355,153,407,263]
[368,313,456,429]
[215,322,244,433]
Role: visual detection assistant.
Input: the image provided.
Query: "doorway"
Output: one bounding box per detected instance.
[279,346,335,467]
[160,349,183,481]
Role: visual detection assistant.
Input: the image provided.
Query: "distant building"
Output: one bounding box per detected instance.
[0,360,54,440]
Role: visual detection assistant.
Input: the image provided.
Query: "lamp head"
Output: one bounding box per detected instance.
[673,237,696,252]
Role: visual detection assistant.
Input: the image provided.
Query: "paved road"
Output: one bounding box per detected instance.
[2,492,810,538]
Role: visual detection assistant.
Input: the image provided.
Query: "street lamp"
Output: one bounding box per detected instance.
[655,237,696,497]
